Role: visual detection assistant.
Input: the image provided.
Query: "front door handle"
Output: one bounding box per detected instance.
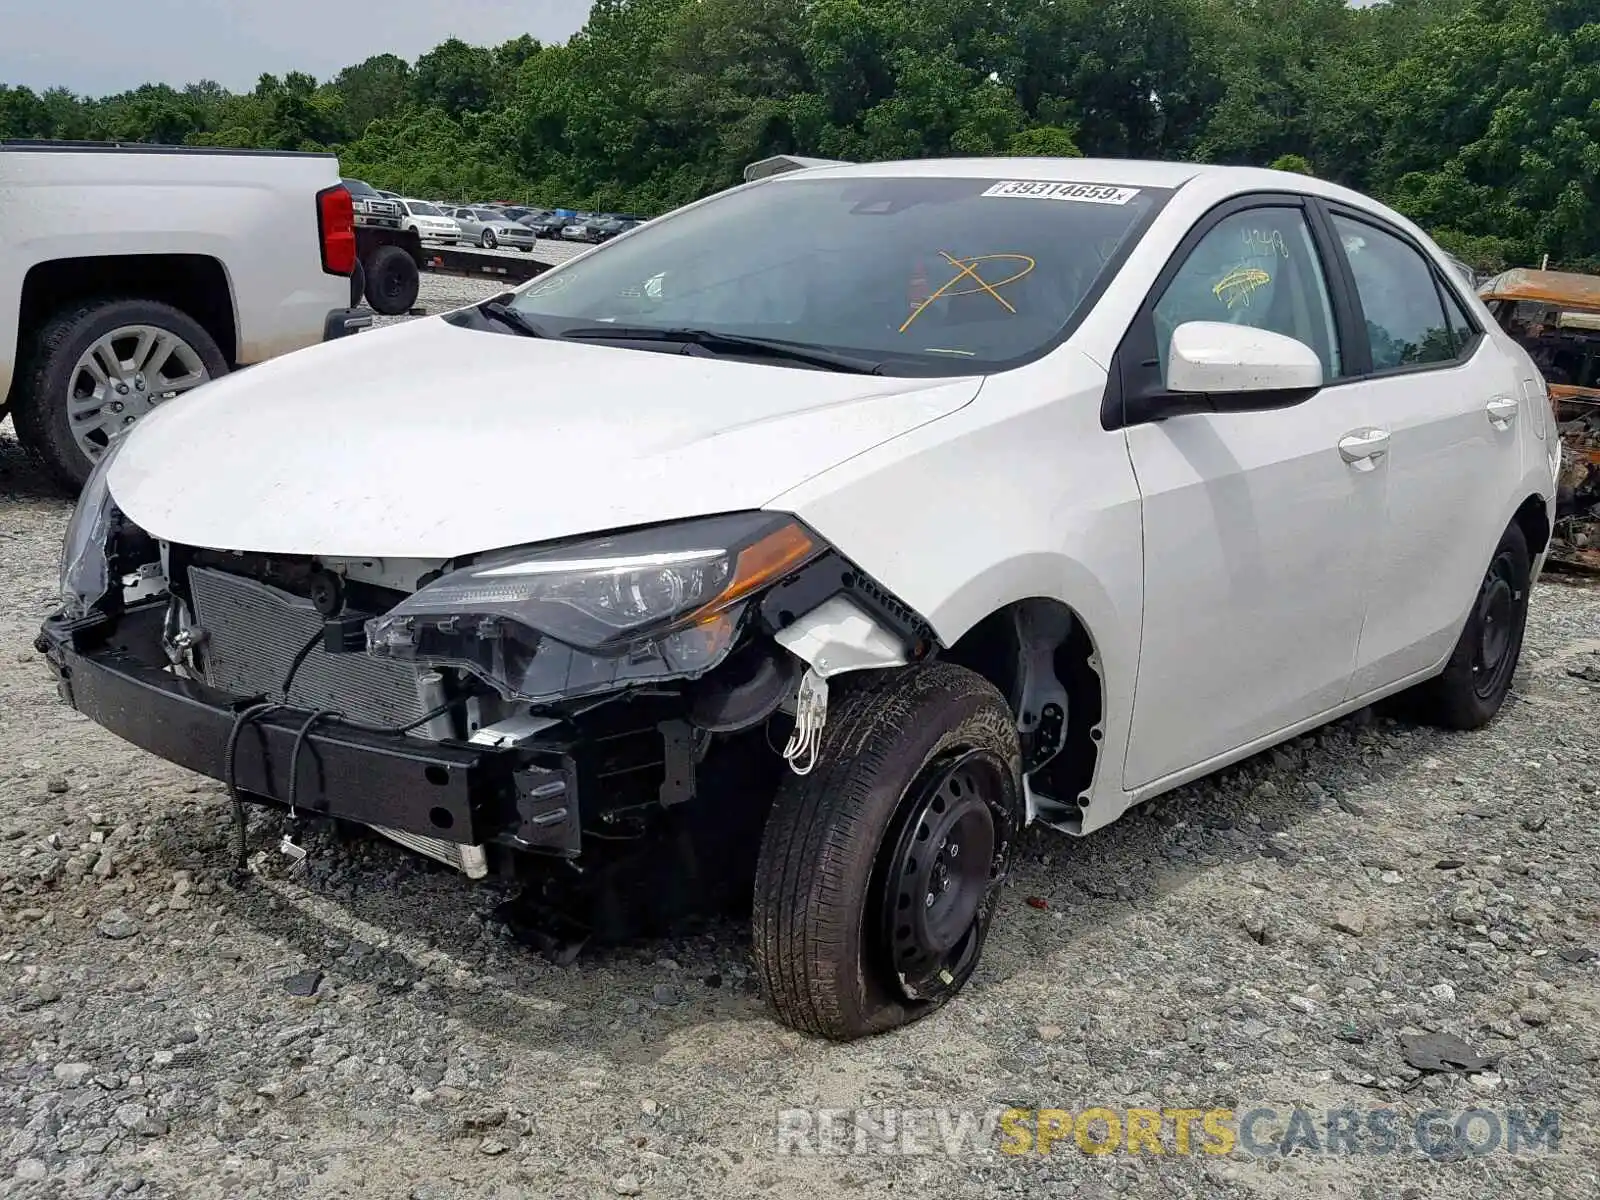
[1487,396,1520,427]
[1338,427,1391,468]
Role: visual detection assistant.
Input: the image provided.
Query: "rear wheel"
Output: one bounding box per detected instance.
[363,245,419,316]
[752,662,1022,1040]
[1406,522,1531,729]
[14,298,226,490]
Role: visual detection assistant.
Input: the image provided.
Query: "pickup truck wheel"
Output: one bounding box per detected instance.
[752,662,1022,1040]
[1406,522,1530,730]
[363,245,419,316]
[15,299,226,490]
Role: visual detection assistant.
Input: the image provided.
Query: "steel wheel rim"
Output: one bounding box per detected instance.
[877,749,1008,1002]
[68,325,209,461]
[1471,550,1520,699]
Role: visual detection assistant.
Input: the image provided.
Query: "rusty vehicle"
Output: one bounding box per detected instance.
[1480,268,1600,573]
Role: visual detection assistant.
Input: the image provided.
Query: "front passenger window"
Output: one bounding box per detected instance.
[1152,207,1341,386]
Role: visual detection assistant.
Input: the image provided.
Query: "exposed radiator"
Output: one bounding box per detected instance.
[188,565,489,876]
[188,566,426,728]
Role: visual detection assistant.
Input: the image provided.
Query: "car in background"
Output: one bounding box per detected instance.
[0,140,371,490]
[449,207,537,252]
[398,199,463,243]
[560,213,604,242]
[592,215,644,242]
[524,213,570,239]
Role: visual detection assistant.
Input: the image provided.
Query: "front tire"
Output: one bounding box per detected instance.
[14,298,227,491]
[1407,522,1531,729]
[752,663,1022,1040]
[480,230,497,250]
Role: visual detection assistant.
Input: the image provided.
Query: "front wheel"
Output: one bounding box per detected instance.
[752,662,1022,1040]
[480,230,497,249]
[1406,522,1531,729]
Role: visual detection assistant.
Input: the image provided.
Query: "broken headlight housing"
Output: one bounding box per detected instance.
[59,432,133,619]
[366,512,821,702]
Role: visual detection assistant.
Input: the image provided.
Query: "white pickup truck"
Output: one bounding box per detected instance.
[1,140,373,489]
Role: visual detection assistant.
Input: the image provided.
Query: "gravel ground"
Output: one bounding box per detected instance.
[3,296,1599,1199]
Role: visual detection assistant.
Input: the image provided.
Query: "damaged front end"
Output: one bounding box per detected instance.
[38,467,937,912]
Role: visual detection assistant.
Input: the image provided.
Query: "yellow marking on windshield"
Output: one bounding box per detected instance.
[899,252,1036,333]
[1214,266,1272,309]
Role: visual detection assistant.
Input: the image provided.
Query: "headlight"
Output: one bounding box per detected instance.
[58,432,132,618]
[366,513,821,702]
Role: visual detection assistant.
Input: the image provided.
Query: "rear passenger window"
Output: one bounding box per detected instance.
[1443,287,1479,356]
[1332,215,1454,370]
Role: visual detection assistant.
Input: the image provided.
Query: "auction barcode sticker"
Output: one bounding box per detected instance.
[981,180,1141,205]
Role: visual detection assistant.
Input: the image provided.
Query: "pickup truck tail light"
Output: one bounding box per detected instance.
[316,185,357,276]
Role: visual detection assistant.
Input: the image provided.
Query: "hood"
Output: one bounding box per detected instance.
[107,315,982,559]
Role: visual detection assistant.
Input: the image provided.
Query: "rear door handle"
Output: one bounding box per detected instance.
[1338,427,1391,469]
[1487,396,1520,427]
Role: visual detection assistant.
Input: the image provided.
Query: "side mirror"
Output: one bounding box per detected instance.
[1164,321,1323,414]
[1169,321,1323,397]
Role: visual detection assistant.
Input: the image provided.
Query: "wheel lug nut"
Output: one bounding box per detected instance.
[115,383,129,395]
[948,843,959,858]
[110,401,124,413]
[123,416,135,425]
[925,892,935,908]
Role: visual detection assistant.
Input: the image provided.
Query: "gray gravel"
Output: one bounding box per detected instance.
[4,308,1600,1197]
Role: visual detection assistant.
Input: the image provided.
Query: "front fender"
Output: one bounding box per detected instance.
[770,351,1145,830]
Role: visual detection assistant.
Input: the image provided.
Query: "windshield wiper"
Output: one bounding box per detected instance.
[476,295,551,339]
[560,325,884,374]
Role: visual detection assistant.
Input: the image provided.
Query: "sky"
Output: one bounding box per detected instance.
[0,0,597,96]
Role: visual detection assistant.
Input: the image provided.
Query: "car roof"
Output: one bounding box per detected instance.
[1479,268,1600,309]
[760,156,1422,236]
[768,156,1206,189]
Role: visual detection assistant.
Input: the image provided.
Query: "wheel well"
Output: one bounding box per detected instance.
[356,227,424,264]
[943,598,1104,829]
[1513,494,1551,558]
[18,255,237,367]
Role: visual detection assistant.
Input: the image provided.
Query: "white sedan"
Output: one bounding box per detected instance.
[42,157,1560,1041]
[397,199,463,243]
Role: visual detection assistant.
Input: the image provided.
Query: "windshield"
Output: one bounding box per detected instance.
[507,174,1167,373]
[408,201,443,217]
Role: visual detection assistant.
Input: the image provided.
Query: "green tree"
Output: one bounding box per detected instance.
[332,54,413,135]
[413,38,498,116]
